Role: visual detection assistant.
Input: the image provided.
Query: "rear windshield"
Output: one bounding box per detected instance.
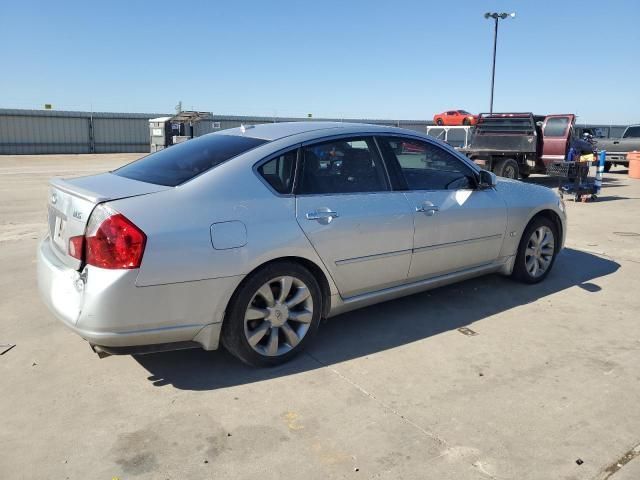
[114,134,268,186]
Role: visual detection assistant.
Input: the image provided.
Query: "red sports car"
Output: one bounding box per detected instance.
[433,110,478,126]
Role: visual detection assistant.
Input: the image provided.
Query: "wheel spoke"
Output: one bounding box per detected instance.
[266,327,279,355]
[286,287,310,308]
[525,247,536,257]
[288,309,312,324]
[530,258,538,276]
[534,228,543,245]
[278,277,293,303]
[257,283,275,307]
[526,256,536,273]
[539,255,551,270]
[281,322,300,347]
[247,322,270,346]
[245,307,269,321]
[540,231,551,248]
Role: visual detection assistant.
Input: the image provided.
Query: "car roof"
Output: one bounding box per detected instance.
[213,121,409,141]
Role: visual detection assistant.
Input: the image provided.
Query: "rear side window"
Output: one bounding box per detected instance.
[544,117,570,137]
[258,150,297,194]
[114,134,267,186]
[297,138,388,195]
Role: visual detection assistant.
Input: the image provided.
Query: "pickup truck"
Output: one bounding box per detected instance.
[595,125,640,171]
[460,113,579,179]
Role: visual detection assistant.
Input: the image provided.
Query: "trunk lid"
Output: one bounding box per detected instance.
[47,173,170,270]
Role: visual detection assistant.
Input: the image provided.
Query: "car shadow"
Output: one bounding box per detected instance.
[134,248,619,391]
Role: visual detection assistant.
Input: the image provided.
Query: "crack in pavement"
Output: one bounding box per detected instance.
[593,442,640,480]
[305,351,449,448]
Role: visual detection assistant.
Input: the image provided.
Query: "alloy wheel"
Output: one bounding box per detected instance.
[524,226,555,278]
[243,276,314,357]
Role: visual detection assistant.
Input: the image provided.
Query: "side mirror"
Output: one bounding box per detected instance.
[478,170,497,189]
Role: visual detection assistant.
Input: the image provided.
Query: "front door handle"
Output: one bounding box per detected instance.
[306,210,339,222]
[416,204,440,216]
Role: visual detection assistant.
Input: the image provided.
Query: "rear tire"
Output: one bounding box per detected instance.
[462,118,470,126]
[511,216,559,284]
[436,119,444,126]
[494,158,519,179]
[221,261,322,367]
[604,161,612,172]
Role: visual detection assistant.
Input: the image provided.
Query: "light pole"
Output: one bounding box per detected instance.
[484,12,515,114]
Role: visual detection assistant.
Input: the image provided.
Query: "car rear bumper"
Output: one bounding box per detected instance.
[604,153,628,164]
[37,237,243,352]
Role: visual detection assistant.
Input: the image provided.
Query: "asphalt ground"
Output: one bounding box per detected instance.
[1,154,639,480]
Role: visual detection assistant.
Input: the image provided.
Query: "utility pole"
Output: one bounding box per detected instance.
[484,12,515,114]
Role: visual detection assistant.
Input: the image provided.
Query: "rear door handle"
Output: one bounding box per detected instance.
[306,210,339,221]
[416,204,440,216]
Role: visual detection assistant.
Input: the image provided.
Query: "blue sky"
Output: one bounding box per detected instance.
[1,0,638,123]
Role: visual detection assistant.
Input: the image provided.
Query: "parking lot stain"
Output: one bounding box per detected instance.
[283,411,304,431]
[115,452,158,476]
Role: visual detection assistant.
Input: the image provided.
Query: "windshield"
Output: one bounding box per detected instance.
[458,110,471,114]
[114,134,268,186]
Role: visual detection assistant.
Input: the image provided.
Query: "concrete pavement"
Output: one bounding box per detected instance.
[1,155,639,479]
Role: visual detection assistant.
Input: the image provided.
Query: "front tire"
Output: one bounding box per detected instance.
[221,261,322,367]
[604,161,612,172]
[436,119,444,126]
[511,217,559,284]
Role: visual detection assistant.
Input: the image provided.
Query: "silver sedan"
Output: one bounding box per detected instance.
[37,122,566,366]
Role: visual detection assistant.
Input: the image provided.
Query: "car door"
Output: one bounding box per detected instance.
[541,114,575,162]
[377,136,508,280]
[447,111,460,125]
[295,136,414,298]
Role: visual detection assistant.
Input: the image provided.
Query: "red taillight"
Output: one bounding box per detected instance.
[85,212,146,269]
[68,235,84,260]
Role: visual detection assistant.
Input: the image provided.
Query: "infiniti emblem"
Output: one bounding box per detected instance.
[275,310,282,319]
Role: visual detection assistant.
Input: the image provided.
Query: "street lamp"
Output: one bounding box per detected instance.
[484,12,516,114]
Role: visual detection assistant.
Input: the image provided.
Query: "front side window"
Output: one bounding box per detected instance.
[379,137,475,191]
[258,150,297,194]
[623,126,640,138]
[115,134,267,186]
[297,138,388,195]
[544,117,570,137]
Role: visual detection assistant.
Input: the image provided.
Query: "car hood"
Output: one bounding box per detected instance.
[494,177,560,204]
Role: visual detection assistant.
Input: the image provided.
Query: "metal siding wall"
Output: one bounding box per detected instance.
[193,120,216,137]
[0,109,166,154]
[0,114,89,154]
[93,117,149,153]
